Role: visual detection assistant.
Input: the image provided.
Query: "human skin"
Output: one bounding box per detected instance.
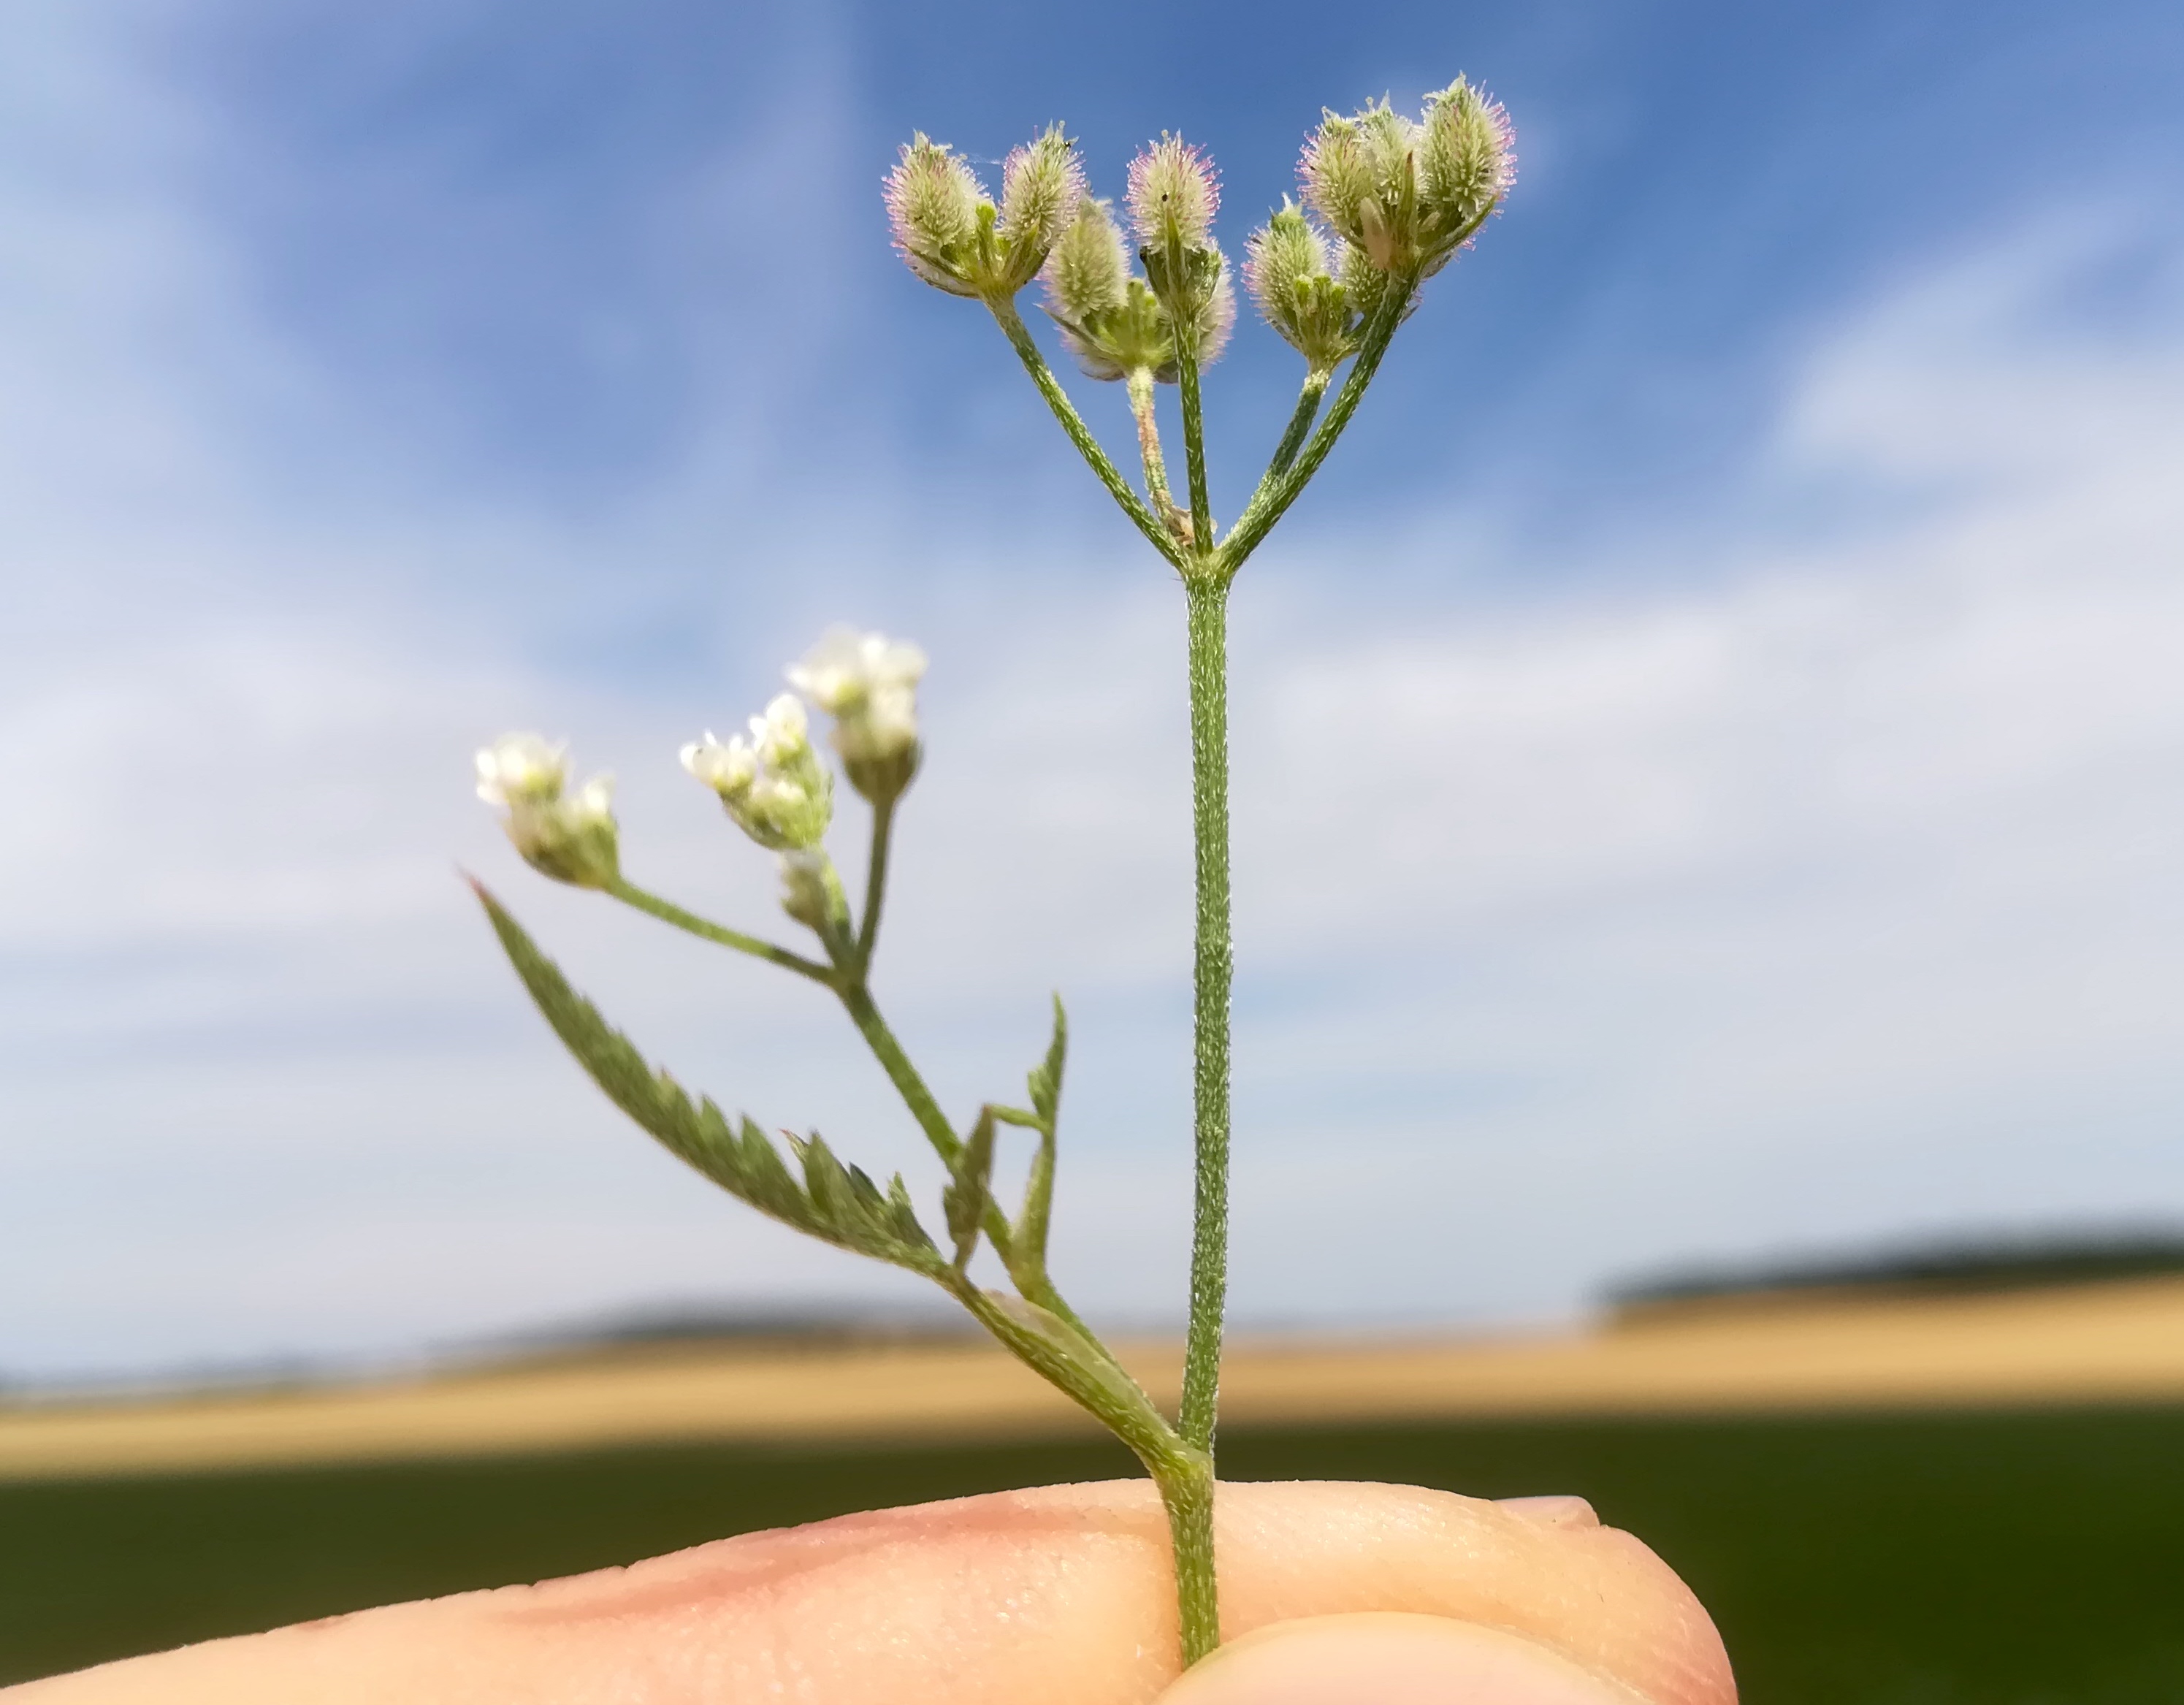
[5,1479,1736,1704]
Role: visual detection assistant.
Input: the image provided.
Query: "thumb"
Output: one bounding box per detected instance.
[1156,1613,1669,1705]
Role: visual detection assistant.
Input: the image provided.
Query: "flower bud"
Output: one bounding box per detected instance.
[1300,102,1419,272]
[777,847,848,935]
[994,125,1087,294]
[681,693,833,852]
[1299,82,1513,283]
[1126,134,1219,253]
[1044,196,1129,328]
[1243,201,1359,373]
[1298,110,1377,255]
[1042,200,1176,382]
[476,733,620,890]
[884,134,986,298]
[1414,77,1515,277]
[1126,135,1232,360]
[885,127,1083,302]
[786,627,928,804]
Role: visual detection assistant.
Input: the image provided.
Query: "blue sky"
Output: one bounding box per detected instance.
[6,0,2184,1380]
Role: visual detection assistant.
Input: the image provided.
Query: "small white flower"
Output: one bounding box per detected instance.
[475,733,618,889]
[682,695,832,851]
[787,628,928,801]
[787,627,928,720]
[859,683,920,758]
[567,773,616,825]
[476,733,568,807]
[680,730,758,798]
[749,693,811,767]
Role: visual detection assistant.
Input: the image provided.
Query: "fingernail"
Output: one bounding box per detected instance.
[1497,1495,1600,1529]
[1156,1613,1637,1704]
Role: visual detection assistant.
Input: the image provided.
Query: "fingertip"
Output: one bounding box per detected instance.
[1156,1614,1644,1705]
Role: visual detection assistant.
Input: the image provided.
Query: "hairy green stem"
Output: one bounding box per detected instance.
[840,979,1110,1354]
[1218,282,1414,574]
[1126,367,1189,544]
[995,262,1427,1673]
[988,298,1187,569]
[839,980,1028,1269]
[1176,347,1215,549]
[856,798,896,972]
[606,879,834,984]
[949,1277,1218,1660]
[1264,372,1329,481]
[838,983,963,1164]
[1179,578,1232,1457]
[1158,1456,1221,1665]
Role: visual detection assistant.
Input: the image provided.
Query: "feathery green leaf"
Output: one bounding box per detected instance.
[472,880,942,1275]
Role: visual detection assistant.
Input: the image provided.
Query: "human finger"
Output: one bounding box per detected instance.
[8,1479,1734,1705]
[1156,1611,1682,1704]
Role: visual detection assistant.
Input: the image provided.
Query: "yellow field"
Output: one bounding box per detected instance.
[8,1275,2184,1481]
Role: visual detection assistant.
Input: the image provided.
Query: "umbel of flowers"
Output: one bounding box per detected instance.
[473,77,1511,1676]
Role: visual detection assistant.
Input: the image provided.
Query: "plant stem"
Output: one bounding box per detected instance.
[855,797,896,972]
[840,981,1111,1351]
[988,298,1187,569]
[1127,367,1189,543]
[1156,1454,1221,1665]
[606,879,835,985]
[948,1279,1218,1661]
[1264,372,1329,481]
[1178,577,1232,1457]
[1218,283,1413,575]
[1176,347,1215,549]
[838,983,963,1165]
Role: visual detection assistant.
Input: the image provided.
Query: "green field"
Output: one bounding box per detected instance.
[5,1405,2182,1699]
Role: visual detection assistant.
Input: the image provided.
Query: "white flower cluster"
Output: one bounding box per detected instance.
[476,628,927,918]
[679,693,833,851]
[787,627,928,801]
[475,733,619,889]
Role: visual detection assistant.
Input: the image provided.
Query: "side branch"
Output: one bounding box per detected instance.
[838,983,963,1165]
[1263,372,1329,482]
[606,879,836,985]
[855,797,896,973]
[988,300,1188,571]
[1127,368,1190,544]
[1175,347,1215,550]
[836,983,1032,1274]
[1217,285,1413,576]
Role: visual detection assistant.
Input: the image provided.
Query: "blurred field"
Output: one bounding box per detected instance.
[9,1275,2184,1479]
[8,1281,2184,1697]
[6,1408,2184,1700]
